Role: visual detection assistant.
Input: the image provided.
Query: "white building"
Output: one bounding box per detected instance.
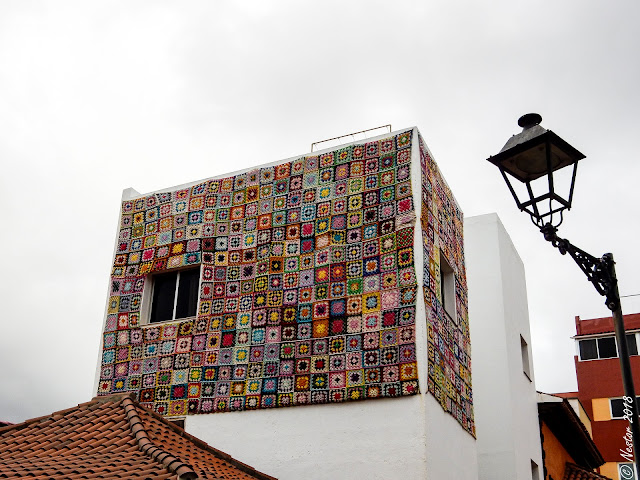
[94,127,497,479]
[465,213,543,480]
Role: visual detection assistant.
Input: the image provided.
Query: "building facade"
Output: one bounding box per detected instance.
[572,312,640,480]
[94,128,477,479]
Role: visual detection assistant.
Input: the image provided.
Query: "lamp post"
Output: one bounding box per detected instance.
[488,113,640,479]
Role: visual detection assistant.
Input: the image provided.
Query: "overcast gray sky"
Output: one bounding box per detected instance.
[1,0,639,423]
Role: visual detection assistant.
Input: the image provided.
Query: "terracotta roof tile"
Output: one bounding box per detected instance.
[564,462,612,480]
[0,393,277,480]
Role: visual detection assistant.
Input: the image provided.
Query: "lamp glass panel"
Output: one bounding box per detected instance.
[551,163,575,202]
[528,175,551,201]
[502,170,532,207]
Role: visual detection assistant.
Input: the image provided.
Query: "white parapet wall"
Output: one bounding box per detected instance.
[187,396,428,479]
[186,390,478,480]
[465,213,543,480]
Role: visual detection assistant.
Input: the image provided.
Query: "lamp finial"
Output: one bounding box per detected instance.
[518,113,542,129]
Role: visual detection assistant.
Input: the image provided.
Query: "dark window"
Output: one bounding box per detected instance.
[611,398,626,418]
[579,339,597,360]
[611,397,640,419]
[521,335,531,380]
[150,273,177,323]
[439,254,456,321]
[150,268,199,323]
[580,334,639,360]
[598,337,617,358]
[531,460,539,480]
[175,269,199,319]
[627,334,638,356]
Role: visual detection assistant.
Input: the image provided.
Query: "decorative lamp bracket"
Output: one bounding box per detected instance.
[540,224,620,311]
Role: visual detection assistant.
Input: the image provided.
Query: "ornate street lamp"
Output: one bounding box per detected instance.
[488,114,640,478]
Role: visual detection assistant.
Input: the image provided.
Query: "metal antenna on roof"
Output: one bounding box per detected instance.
[310,125,392,153]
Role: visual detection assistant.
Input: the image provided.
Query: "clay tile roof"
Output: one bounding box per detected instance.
[0,393,277,480]
[564,462,612,480]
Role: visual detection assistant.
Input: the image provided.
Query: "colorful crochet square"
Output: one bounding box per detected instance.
[101,131,420,415]
[419,134,475,436]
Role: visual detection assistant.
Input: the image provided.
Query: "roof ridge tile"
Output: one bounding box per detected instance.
[135,404,278,480]
[121,397,197,480]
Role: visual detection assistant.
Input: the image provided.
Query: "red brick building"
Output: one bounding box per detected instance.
[571,312,640,479]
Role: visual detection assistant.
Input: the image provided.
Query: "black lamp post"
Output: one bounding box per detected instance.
[488,113,640,479]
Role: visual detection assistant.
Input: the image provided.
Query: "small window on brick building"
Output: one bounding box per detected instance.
[579,339,597,360]
[149,268,199,324]
[598,336,617,358]
[611,398,626,419]
[611,396,640,420]
[627,334,638,356]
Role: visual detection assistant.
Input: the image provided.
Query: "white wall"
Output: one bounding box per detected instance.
[424,393,479,480]
[187,396,428,480]
[186,392,478,480]
[465,213,543,480]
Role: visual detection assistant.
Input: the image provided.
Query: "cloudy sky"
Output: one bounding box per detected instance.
[1,1,639,423]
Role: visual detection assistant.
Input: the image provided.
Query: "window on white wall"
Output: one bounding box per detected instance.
[439,253,456,322]
[531,460,540,480]
[148,268,200,324]
[521,335,532,381]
